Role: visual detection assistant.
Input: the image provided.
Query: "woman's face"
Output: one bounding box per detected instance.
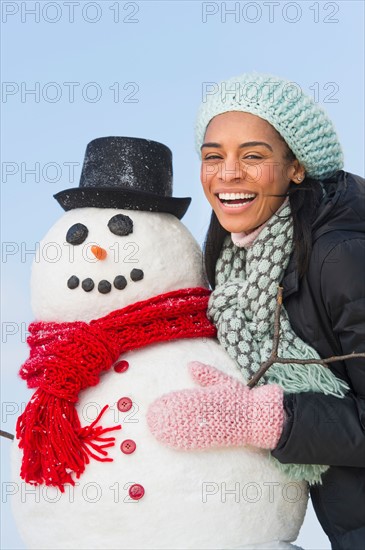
[200,111,304,234]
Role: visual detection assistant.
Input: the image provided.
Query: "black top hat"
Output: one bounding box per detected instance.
[54,137,191,219]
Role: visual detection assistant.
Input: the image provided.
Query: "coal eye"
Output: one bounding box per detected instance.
[66,223,88,245]
[108,214,133,236]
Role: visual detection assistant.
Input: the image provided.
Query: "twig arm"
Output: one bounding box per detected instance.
[0,430,14,441]
[271,286,283,357]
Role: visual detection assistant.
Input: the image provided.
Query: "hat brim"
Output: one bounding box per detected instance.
[53,187,191,220]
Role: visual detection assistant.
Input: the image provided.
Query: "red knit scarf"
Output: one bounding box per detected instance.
[16,287,216,492]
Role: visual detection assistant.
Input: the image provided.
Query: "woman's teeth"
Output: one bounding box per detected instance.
[218,192,256,207]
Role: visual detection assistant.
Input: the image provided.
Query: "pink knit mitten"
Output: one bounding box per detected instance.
[147,362,284,450]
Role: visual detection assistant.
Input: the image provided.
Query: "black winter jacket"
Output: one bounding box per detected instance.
[271,171,365,550]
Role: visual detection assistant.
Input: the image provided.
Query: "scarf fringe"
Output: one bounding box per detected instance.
[16,390,121,492]
[267,362,349,398]
[268,455,328,486]
[265,362,348,484]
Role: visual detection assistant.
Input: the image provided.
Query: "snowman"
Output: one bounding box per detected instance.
[11,137,307,550]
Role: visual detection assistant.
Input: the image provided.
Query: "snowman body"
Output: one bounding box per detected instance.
[12,208,307,549]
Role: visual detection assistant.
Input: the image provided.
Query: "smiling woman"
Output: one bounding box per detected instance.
[195,73,365,550]
[147,72,365,550]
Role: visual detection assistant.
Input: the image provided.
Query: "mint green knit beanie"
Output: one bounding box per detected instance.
[195,73,344,179]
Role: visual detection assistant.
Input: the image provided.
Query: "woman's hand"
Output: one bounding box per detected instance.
[147,362,284,451]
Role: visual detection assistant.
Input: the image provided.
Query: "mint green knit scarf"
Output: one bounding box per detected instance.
[207,202,349,484]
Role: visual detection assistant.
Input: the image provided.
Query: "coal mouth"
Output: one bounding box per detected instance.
[67,269,144,294]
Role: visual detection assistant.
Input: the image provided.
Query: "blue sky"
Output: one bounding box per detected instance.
[1,1,364,548]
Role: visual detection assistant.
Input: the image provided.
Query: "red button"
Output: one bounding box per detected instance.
[121,439,136,454]
[117,397,133,412]
[114,360,129,373]
[129,483,144,500]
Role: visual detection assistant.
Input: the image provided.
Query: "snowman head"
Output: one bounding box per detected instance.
[31,207,206,322]
[32,137,206,322]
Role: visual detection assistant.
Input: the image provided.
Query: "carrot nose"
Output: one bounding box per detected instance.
[91,245,107,260]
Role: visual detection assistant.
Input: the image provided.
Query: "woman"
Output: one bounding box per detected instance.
[148,73,365,549]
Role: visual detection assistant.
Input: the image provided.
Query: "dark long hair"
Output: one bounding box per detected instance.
[203,177,323,289]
